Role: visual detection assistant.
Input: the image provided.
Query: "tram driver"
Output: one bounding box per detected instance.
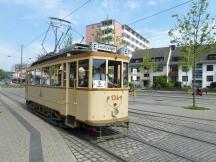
[93,64,117,88]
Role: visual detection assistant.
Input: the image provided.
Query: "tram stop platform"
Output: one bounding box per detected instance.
[0,93,77,162]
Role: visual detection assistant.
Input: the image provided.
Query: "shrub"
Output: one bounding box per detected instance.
[167,82,175,88]
[153,75,167,89]
[210,82,216,88]
[174,81,182,88]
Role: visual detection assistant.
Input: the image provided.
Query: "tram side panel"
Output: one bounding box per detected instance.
[26,86,67,115]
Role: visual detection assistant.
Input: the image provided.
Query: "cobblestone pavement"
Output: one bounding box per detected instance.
[0,91,76,162]
[2,88,216,162]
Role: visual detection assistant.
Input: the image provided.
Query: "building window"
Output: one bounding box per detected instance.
[137,67,140,72]
[171,57,179,62]
[207,65,213,71]
[155,57,164,62]
[182,76,188,81]
[195,70,202,78]
[196,63,202,68]
[207,54,216,60]
[207,75,213,82]
[144,73,149,77]
[156,65,163,72]
[137,76,140,81]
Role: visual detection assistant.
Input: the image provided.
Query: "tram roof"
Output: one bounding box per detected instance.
[31,43,128,67]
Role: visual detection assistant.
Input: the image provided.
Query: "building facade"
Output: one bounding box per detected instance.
[86,19,149,57]
[129,46,216,89]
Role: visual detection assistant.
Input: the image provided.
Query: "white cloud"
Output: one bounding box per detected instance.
[126,0,140,10]
[148,0,156,6]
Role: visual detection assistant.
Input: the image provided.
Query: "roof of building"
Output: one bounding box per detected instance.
[131,46,216,65]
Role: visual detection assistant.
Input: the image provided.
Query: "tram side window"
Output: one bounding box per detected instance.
[41,67,50,86]
[108,60,121,88]
[78,59,89,87]
[123,62,128,88]
[28,71,35,85]
[35,69,42,85]
[50,64,62,86]
[92,59,106,88]
[69,62,77,87]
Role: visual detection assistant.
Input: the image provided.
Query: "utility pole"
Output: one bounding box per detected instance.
[20,45,23,84]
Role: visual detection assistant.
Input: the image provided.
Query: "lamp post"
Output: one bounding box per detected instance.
[20,45,23,84]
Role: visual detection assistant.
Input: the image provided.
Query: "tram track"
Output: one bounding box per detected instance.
[129,110,216,134]
[1,89,196,162]
[129,107,216,123]
[129,120,216,146]
[2,89,216,161]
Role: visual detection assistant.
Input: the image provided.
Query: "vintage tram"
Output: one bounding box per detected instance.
[25,43,129,129]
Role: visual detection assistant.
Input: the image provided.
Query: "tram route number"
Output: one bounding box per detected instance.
[107,95,122,108]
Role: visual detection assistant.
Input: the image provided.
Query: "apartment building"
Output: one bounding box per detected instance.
[86,19,149,57]
[129,46,216,88]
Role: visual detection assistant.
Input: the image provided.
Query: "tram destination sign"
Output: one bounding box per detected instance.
[90,42,117,53]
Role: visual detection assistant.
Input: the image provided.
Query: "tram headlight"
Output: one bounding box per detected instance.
[112,108,119,117]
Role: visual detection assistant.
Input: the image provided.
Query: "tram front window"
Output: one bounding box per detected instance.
[92,59,106,88]
[108,60,121,88]
[78,59,89,87]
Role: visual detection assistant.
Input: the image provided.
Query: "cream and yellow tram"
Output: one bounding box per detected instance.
[25,45,129,128]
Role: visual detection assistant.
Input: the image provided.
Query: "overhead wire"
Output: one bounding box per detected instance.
[128,0,192,25]
[23,0,91,49]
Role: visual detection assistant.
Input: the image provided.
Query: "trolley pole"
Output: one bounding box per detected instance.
[20,45,23,85]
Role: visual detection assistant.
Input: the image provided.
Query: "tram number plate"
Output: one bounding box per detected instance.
[93,80,106,88]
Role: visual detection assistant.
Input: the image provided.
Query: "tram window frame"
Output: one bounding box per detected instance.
[41,66,51,86]
[69,61,77,87]
[35,69,42,85]
[78,59,89,87]
[123,62,129,88]
[92,59,106,88]
[63,63,66,87]
[50,64,62,87]
[107,60,122,88]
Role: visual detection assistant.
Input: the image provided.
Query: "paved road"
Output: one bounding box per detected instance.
[2,88,216,162]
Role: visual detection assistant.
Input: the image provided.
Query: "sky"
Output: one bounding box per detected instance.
[0,0,216,71]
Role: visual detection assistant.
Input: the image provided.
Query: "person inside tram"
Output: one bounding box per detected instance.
[93,64,117,88]
[78,67,88,87]
[93,65,106,81]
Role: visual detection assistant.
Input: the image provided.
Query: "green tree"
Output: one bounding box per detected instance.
[142,51,157,88]
[63,33,73,48]
[180,46,193,86]
[0,69,6,80]
[169,0,216,107]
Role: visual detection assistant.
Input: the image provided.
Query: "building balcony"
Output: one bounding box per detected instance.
[101,25,114,30]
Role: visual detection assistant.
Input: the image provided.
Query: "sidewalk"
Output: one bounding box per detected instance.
[0,93,77,162]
